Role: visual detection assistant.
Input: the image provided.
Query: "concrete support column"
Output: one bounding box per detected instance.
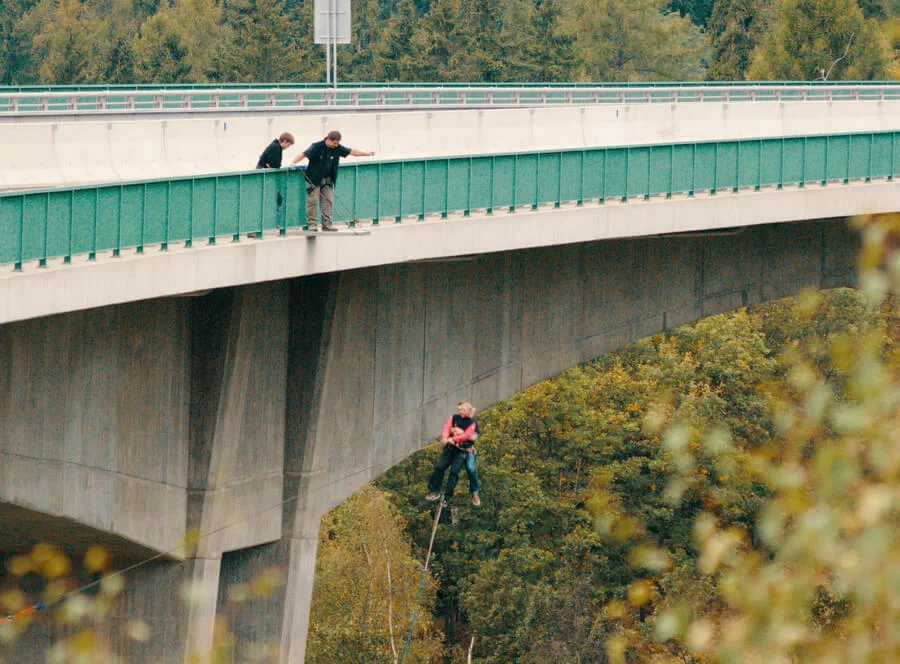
[183,282,290,661]
[278,535,320,663]
[181,557,222,663]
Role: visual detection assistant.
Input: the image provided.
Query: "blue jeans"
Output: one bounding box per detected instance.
[428,446,480,499]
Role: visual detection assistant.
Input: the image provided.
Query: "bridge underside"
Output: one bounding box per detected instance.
[0,217,859,662]
[0,502,160,562]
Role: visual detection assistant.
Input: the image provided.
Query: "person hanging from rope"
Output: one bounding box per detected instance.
[425,401,481,507]
[290,130,375,232]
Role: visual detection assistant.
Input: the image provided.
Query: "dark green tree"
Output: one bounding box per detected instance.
[409,0,463,80]
[561,0,708,81]
[707,0,764,80]
[667,0,715,27]
[221,0,309,81]
[29,0,97,83]
[0,0,41,84]
[343,0,383,81]
[748,0,890,80]
[373,0,419,81]
[519,0,578,81]
[133,9,191,83]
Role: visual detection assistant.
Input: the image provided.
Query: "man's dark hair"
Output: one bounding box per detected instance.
[278,132,295,145]
[326,130,342,142]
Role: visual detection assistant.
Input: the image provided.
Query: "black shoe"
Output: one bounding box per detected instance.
[322,226,338,232]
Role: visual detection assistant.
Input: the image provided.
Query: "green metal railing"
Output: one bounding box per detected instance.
[1,83,899,116]
[2,131,896,270]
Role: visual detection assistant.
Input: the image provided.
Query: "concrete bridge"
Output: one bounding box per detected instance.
[1,84,898,662]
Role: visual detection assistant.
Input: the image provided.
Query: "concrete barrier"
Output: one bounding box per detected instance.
[2,100,900,190]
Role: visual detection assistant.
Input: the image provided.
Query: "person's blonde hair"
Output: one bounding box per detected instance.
[458,401,476,417]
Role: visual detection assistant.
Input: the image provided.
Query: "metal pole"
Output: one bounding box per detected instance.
[325,43,331,84]
[329,0,336,86]
[325,0,337,84]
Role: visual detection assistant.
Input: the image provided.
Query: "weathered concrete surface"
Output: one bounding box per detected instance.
[2,100,900,189]
[0,215,862,662]
[2,180,896,326]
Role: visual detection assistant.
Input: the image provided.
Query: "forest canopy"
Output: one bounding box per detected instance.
[309,213,900,663]
[1,0,898,85]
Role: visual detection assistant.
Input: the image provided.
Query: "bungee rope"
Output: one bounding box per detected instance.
[398,499,444,664]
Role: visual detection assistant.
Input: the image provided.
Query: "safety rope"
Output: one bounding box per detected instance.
[398,500,444,664]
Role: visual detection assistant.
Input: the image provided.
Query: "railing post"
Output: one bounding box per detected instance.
[645,146,651,200]
[421,160,427,220]
[443,159,449,219]
[711,143,718,195]
[397,162,404,222]
[41,191,50,266]
[115,185,124,256]
[15,194,24,271]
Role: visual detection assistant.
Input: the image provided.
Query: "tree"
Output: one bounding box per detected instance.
[561,0,708,81]
[706,0,765,80]
[748,0,890,80]
[343,0,383,81]
[0,0,41,84]
[133,8,191,83]
[28,0,98,83]
[372,0,419,81]
[168,0,231,82]
[409,0,464,80]
[220,0,310,82]
[589,216,900,663]
[306,484,444,664]
[667,0,715,27]
[519,0,578,82]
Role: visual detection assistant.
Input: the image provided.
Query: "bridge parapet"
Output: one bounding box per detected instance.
[2,131,896,272]
[0,83,898,117]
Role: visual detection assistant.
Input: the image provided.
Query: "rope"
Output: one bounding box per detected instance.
[398,500,444,664]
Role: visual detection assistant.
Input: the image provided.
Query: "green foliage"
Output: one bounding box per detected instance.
[372,0,419,81]
[748,0,890,80]
[219,0,314,81]
[134,9,192,84]
[519,0,578,82]
[706,0,764,80]
[0,0,41,84]
[306,484,443,664]
[366,250,895,662]
[667,0,715,26]
[561,0,708,81]
[28,0,99,83]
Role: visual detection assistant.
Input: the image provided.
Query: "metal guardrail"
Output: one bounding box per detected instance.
[1,83,899,117]
[1,131,896,270]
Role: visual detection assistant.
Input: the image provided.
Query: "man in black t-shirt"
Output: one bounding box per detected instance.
[291,130,374,231]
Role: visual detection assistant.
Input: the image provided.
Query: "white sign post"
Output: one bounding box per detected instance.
[314,0,351,87]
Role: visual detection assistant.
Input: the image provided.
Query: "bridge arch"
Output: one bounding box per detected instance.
[0,215,857,662]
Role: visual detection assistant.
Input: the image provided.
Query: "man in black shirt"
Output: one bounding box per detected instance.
[291,130,374,231]
[256,132,295,169]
